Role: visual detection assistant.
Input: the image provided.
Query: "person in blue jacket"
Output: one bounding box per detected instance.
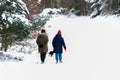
[52,30,66,63]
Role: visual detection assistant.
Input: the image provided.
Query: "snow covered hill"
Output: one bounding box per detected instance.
[0,15,120,80]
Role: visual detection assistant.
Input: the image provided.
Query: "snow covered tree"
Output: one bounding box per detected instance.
[108,0,120,15]
[87,0,108,18]
[0,0,31,51]
[86,0,120,17]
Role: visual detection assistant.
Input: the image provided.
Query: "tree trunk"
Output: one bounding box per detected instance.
[1,35,8,51]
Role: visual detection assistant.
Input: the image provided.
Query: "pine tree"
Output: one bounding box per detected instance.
[0,0,31,51]
[109,0,120,14]
[89,0,108,18]
[87,0,120,17]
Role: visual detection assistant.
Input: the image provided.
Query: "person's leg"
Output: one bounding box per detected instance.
[55,53,59,63]
[59,53,62,62]
[43,52,46,63]
[40,53,45,63]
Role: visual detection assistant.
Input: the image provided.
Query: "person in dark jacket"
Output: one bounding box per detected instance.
[52,30,66,63]
[36,29,49,63]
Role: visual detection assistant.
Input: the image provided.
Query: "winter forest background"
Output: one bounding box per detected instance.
[1,0,120,52]
[1,0,120,80]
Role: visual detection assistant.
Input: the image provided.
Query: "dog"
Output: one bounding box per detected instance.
[49,51,54,57]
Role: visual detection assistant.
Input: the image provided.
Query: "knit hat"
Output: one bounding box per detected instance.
[41,29,46,33]
[57,30,61,34]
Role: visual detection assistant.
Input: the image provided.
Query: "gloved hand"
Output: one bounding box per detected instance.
[64,48,66,51]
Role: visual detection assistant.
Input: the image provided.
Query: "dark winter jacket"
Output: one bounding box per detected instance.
[36,33,48,53]
[52,34,66,53]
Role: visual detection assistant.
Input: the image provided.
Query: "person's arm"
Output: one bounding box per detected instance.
[62,38,66,51]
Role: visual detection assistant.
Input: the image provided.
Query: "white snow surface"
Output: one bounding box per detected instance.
[1,15,120,80]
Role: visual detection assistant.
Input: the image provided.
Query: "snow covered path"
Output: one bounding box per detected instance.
[45,16,120,80]
[1,16,120,80]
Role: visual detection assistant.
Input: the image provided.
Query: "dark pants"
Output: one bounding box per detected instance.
[40,52,46,63]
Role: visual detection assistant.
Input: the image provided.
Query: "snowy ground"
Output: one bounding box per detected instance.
[0,15,120,80]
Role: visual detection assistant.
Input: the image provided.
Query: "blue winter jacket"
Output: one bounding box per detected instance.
[52,34,66,53]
